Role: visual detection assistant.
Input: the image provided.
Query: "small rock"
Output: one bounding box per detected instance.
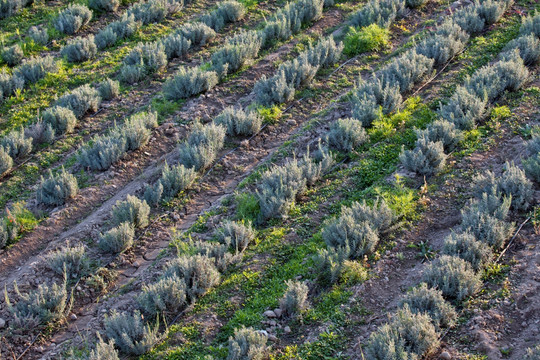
[295,275,302,280]
[284,326,291,334]
[0,318,5,329]
[258,330,269,337]
[76,286,82,292]
[287,119,297,126]
[440,351,451,360]
[263,310,277,318]
[273,308,282,318]
[268,334,278,342]
[70,313,78,321]
[240,139,250,148]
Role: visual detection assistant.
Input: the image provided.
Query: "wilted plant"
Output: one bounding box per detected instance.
[442,231,493,270]
[42,105,77,134]
[137,274,187,318]
[327,118,367,152]
[423,255,482,300]
[104,310,160,355]
[279,280,309,318]
[112,195,150,229]
[99,222,135,253]
[227,326,268,360]
[164,254,220,300]
[36,167,78,206]
[365,305,440,359]
[54,4,92,35]
[45,243,89,278]
[399,283,457,329]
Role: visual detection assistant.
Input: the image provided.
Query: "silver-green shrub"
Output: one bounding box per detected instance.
[524,153,540,183]
[97,78,120,100]
[415,24,469,66]
[95,14,140,49]
[423,255,481,300]
[261,0,324,47]
[122,110,158,150]
[473,162,533,211]
[442,232,492,270]
[137,274,187,318]
[126,0,180,25]
[28,26,48,45]
[256,158,306,220]
[350,197,395,234]
[352,78,402,126]
[54,4,92,35]
[122,42,167,81]
[211,30,262,77]
[61,36,97,63]
[452,6,485,34]
[0,215,18,248]
[89,0,119,12]
[43,105,77,134]
[55,84,101,119]
[406,0,425,8]
[379,49,434,93]
[495,50,529,92]
[1,127,32,159]
[279,280,309,318]
[180,22,216,45]
[327,117,367,152]
[414,120,463,152]
[460,206,514,250]
[104,310,160,355]
[0,146,13,176]
[313,248,346,285]
[156,162,197,201]
[350,0,405,28]
[188,239,237,272]
[112,195,150,229]
[99,222,135,253]
[79,134,127,170]
[399,137,447,176]
[2,44,23,66]
[13,55,57,84]
[365,305,440,360]
[89,334,120,360]
[163,66,218,100]
[213,106,262,136]
[120,64,144,84]
[399,283,457,329]
[161,32,191,60]
[474,0,509,25]
[525,345,540,360]
[164,254,220,300]
[438,86,486,130]
[36,167,78,205]
[520,12,540,37]
[5,277,69,330]
[301,143,335,186]
[200,0,246,31]
[503,34,540,66]
[178,122,226,171]
[216,220,255,253]
[45,243,89,277]
[323,211,379,259]
[227,326,268,360]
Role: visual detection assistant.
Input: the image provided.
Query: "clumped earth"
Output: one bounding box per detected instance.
[0,0,539,359]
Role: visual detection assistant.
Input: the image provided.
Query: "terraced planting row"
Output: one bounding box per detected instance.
[0,0,538,358]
